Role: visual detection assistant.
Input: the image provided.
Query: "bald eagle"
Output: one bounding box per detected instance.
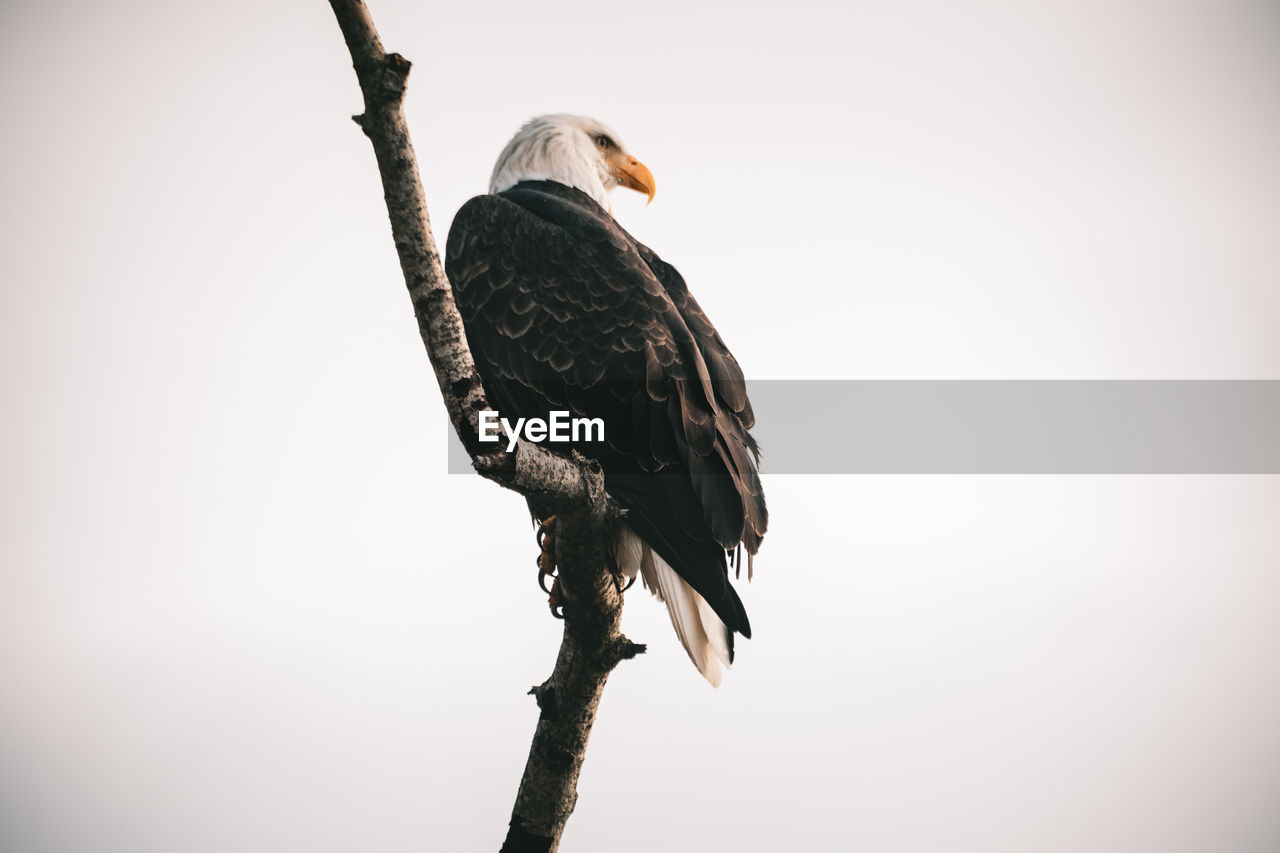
[445,115,767,685]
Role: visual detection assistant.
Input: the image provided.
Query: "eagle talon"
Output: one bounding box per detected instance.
[536,516,560,614]
[610,571,636,595]
[537,562,556,595]
[547,574,565,619]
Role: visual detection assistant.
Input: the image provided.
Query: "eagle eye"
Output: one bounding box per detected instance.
[595,135,612,149]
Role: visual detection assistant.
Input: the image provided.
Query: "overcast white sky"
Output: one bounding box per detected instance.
[2,1,1279,851]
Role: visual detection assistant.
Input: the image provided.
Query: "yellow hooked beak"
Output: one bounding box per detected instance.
[612,155,656,204]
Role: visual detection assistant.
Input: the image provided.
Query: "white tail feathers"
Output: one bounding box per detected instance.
[616,526,733,686]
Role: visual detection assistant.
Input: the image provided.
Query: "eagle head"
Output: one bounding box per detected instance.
[488,114,656,211]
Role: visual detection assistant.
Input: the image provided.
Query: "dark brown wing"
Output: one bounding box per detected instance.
[634,242,768,553]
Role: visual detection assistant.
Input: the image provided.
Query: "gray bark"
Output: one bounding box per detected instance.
[326,2,643,850]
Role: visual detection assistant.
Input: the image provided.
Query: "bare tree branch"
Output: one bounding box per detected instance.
[326,2,642,850]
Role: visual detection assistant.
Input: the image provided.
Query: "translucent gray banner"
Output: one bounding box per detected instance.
[447,381,1280,474]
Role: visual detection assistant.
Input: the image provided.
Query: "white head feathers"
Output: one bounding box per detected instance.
[488,114,654,210]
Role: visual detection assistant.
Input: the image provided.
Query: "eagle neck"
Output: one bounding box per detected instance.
[500,180,618,227]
